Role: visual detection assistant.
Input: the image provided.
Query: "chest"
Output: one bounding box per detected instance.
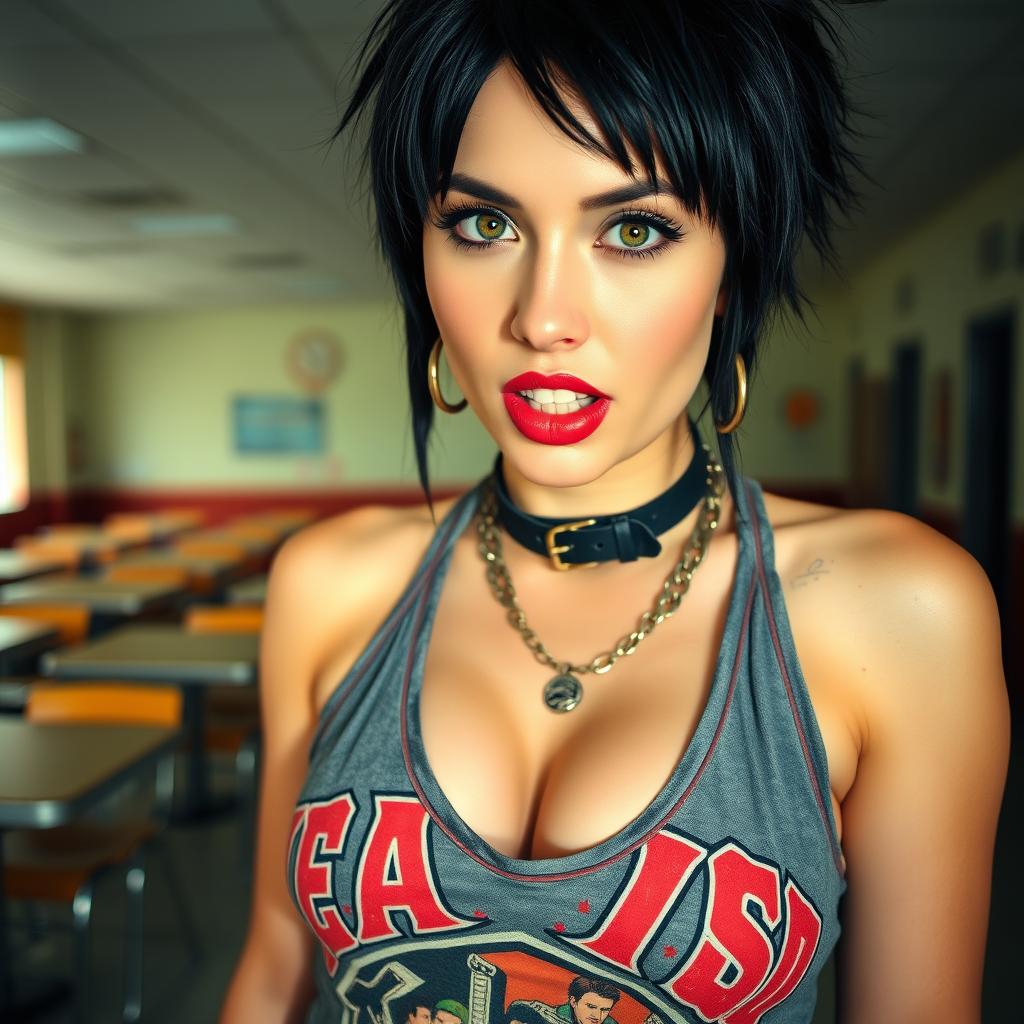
[416,526,855,863]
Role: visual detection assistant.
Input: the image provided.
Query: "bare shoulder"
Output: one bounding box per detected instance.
[763,489,1007,733]
[263,494,466,707]
[270,494,463,615]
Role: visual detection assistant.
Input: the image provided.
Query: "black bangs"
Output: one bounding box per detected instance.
[335,0,868,509]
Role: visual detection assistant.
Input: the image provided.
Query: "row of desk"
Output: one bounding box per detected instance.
[0,507,290,1014]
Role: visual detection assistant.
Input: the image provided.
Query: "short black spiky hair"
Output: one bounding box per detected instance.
[335,0,866,508]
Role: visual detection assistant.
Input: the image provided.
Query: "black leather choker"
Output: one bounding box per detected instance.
[492,418,710,570]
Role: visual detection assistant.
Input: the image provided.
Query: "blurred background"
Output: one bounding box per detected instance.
[0,0,1020,1021]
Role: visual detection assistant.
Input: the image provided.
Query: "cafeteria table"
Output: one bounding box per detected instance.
[0,717,180,1014]
[176,529,276,557]
[104,512,197,544]
[0,578,188,620]
[0,551,67,585]
[0,618,60,675]
[226,574,266,605]
[41,625,259,821]
[112,551,242,591]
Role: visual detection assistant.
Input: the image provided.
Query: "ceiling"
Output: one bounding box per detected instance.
[0,0,1021,311]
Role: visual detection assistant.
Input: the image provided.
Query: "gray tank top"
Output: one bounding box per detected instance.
[289,475,845,1024]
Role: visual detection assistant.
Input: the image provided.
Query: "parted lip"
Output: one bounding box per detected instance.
[501,371,610,399]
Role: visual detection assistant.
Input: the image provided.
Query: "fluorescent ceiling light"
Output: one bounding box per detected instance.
[131,213,240,237]
[0,118,86,156]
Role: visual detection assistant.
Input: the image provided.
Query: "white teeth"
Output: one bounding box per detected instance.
[519,388,593,401]
[525,396,597,414]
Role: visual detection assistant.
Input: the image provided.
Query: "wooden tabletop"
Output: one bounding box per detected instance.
[227,575,266,605]
[0,578,186,616]
[0,551,67,585]
[42,624,259,686]
[0,718,180,828]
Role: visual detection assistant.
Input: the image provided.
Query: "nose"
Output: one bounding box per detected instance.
[508,234,590,353]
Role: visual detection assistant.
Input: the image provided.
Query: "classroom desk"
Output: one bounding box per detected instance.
[226,575,266,605]
[112,551,242,591]
[0,578,187,618]
[41,626,259,820]
[0,618,60,675]
[0,718,180,1013]
[35,526,141,558]
[0,551,67,585]
[104,512,197,544]
[176,529,276,557]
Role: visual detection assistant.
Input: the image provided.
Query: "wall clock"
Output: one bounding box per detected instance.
[288,328,343,394]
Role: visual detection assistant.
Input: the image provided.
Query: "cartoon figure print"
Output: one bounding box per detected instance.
[338,943,665,1024]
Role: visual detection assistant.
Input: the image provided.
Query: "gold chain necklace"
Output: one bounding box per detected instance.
[475,446,726,712]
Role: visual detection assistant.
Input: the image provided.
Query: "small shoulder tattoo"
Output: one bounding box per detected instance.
[791,557,833,589]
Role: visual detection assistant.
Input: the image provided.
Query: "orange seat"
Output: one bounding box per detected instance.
[26,682,182,726]
[5,682,200,1021]
[12,538,82,571]
[102,517,157,543]
[183,605,264,634]
[174,539,248,562]
[0,603,90,645]
[105,565,192,588]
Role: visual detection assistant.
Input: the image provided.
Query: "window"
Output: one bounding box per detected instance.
[0,307,28,514]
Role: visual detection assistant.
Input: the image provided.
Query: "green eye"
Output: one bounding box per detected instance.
[617,222,651,248]
[475,214,506,240]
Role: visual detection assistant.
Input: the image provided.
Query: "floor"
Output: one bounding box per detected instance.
[8,730,1023,1024]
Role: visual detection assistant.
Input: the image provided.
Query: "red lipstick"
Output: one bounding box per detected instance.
[501,372,612,446]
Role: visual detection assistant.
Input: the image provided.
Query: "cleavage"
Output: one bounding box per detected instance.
[416,530,739,862]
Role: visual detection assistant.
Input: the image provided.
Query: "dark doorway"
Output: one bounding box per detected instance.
[847,357,890,509]
[888,341,922,516]
[962,308,1016,620]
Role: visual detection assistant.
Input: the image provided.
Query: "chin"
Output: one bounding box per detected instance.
[498,436,626,490]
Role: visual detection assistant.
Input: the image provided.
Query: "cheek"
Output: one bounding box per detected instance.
[422,237,501,359]
[613,273,718,393]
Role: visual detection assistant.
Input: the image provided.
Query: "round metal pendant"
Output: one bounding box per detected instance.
[543,673,583,713]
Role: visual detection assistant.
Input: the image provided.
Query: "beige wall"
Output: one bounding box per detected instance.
[20,146,1024,517]
[70,302,496,489]
[740,147,1024,521]
[23,308,75,494]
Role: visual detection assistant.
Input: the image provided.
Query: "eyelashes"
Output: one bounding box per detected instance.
[430,201,686,261]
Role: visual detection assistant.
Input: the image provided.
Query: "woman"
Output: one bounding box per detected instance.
[222,2,1009,1022]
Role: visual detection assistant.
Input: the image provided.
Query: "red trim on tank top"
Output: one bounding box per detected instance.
[401,551,758,883]
[744,479,846,878]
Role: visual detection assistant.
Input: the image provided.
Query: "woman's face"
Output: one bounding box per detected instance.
[422,61,727,504]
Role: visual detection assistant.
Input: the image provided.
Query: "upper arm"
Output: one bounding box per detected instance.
[834,515,1010,1023]
[221,509,399,1021]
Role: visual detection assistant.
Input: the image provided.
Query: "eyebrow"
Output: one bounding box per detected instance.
[444,172,681,212]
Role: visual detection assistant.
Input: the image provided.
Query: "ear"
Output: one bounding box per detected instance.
[715,283,729,317]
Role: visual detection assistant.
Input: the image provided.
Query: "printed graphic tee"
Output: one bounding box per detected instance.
[288,476,846,1024]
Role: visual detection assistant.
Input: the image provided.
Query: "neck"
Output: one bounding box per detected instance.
[500,413,697,519]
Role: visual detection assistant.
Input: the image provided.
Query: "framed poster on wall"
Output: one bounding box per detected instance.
[233,395,324,454]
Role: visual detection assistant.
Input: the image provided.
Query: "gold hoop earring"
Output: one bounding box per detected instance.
[427,337,467,414]
[714,353,747,434]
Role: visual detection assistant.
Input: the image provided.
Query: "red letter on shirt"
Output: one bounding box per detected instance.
[722,879,822,1024]
[356,795,476,943]
[292,794,358,971]
[560,830,707,972]
[664,844,782,1019]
